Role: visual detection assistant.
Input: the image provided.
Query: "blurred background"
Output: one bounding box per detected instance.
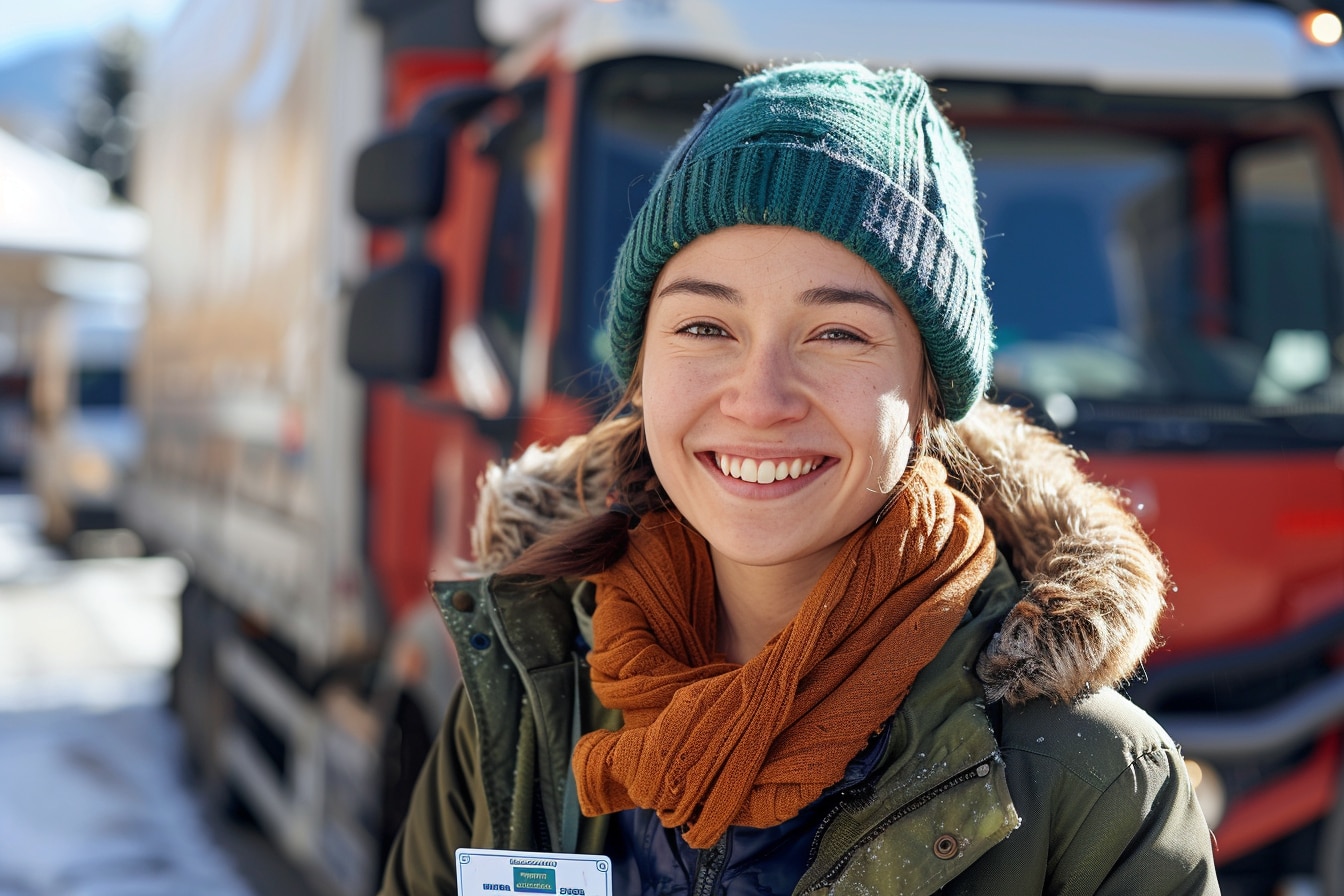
[1,6,319,894]
[2,1,1344,895]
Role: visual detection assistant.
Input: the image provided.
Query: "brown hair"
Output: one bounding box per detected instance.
[499,376,663,578]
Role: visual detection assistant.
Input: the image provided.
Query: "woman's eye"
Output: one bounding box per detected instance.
[817,328,865,343]
[680,322,727,338]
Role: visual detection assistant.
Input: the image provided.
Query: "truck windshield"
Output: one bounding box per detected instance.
[570,63,1344,449]
[973,120,1344,444]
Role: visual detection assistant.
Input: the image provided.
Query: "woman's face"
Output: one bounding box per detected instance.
[641,225,927,581]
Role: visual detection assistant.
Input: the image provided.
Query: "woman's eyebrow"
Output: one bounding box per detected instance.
[799,285,894,314]
[655,277,742,303]
[655,280,893,314]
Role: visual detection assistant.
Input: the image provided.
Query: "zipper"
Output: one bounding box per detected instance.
[690,835,730,896]
[532,768,552,851]
[805,784,876,869]
[811,755,996,888]
[481,582,564,851]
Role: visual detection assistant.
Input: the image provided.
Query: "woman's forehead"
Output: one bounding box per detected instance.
[651,225,905,311]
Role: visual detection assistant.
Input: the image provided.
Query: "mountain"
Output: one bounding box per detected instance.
[0,40,98,157]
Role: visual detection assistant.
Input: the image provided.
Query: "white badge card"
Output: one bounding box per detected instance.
[455,848,613,895]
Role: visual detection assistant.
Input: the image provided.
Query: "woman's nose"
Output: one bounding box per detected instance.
[719,342,808,427]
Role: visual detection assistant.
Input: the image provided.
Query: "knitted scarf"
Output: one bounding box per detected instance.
[572,458,996,848]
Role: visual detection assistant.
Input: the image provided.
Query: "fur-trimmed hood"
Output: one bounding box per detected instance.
[469,401,1169,706]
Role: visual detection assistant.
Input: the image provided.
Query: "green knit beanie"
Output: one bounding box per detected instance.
[606,61,992,421]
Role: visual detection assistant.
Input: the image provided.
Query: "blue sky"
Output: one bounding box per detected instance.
[0,0,185,64]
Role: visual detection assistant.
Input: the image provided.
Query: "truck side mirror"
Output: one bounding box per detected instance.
[352,85,498,226]
[353,130,448,226]
[346,258,443,381]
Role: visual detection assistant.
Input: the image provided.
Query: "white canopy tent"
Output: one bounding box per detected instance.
[0,127,147,309]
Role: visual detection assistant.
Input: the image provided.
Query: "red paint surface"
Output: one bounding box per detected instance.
[1085,451,1344,662]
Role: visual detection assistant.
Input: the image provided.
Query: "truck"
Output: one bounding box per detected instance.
[124,1,1344,894]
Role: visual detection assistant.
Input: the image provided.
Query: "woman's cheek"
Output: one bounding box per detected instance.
[872,392,917,494]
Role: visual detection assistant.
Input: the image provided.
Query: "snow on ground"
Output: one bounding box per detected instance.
[0,705,255,896]
[0,490,257,896]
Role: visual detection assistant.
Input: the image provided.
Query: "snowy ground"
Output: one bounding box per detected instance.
[0,488,258,896]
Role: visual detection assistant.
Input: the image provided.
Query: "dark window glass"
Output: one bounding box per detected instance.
[480,84,547,391]
[566,57,739,401]
[77,366,126,408]
[978,123,1344,410]
[958,92,1344,448]
[975,131,1189,404]
[1230,137,1341,406]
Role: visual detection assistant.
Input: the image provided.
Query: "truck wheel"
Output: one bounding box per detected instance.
[171,579,236,808]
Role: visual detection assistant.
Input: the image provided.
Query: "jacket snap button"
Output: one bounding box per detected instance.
[451,591,475,612]
[933,833,959,860]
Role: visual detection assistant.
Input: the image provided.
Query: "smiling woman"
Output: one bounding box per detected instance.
[380,62,1219,896]
[641,226,930,656]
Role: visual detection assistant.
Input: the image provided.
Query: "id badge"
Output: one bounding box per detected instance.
[455,848,613,895]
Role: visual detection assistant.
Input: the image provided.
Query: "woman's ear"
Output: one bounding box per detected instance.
[626,357,646,409]
[921,356,943,427]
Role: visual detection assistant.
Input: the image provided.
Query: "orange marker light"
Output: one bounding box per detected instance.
[1303,9,1343,46]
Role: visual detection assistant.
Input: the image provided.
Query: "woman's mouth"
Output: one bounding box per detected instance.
[713,453,827,484]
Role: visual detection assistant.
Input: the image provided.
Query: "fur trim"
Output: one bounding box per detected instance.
[958,402,1168,704]
[471,433,617,577]
[470,401,1169,705]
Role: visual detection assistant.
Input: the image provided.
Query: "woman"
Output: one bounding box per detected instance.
[381,61,1219,895]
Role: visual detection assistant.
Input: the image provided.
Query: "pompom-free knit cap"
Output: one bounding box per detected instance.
[606,61,992,421]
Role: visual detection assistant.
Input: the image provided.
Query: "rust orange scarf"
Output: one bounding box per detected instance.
[572,457,996,848]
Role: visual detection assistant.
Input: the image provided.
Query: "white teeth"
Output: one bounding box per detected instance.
[716,454,822,484]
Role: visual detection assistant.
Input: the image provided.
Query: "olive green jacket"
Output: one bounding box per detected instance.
[380,556,1218,896]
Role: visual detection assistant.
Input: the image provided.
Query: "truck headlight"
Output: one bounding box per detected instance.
[1303,10,1343,46]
